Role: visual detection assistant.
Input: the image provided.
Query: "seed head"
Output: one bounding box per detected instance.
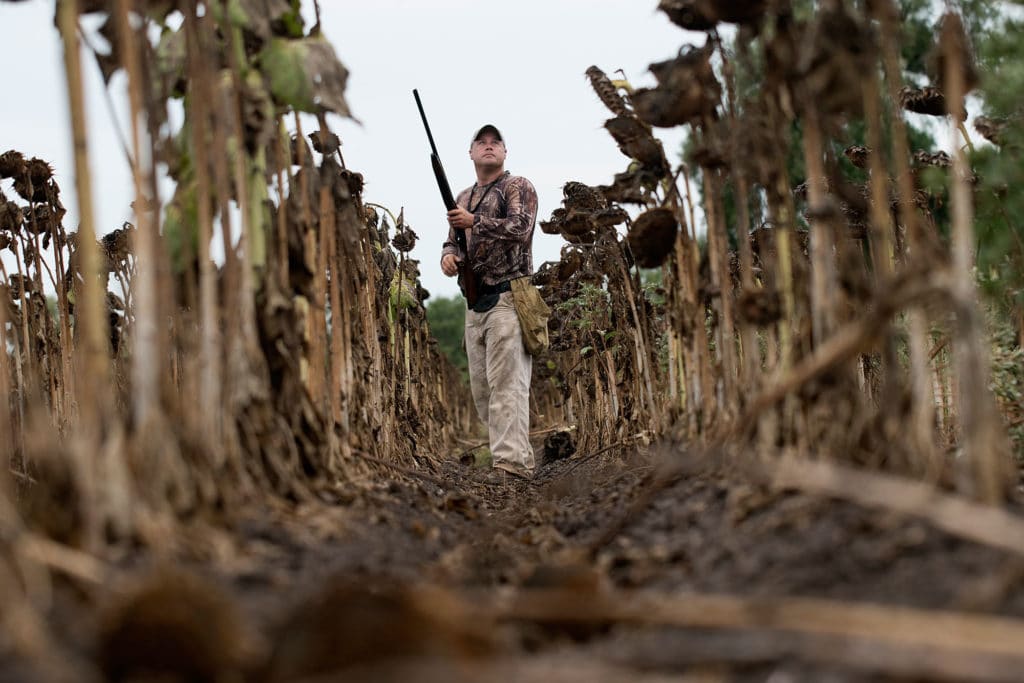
[899,86,956,118]
[585,66,631,118]
[658,0,717,31]
[843,145,871,170]
[0,150,26,179]
[627,207,679,268]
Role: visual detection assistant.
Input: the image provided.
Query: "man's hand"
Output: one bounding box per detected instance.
[441,253,461,277]
[447,207,475,231]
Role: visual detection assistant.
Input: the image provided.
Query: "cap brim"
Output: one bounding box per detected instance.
[473,124,503,142]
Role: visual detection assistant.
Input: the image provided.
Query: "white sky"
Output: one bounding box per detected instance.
[0,0,701,299]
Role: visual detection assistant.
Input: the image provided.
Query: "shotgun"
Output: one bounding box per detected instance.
[412,89,479,307]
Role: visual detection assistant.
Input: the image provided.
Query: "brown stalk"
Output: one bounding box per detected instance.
[337,242,354,450]
[0,551,55,666]
[874,0,939,473]
[115,0,159,426]
[58,0,118,553]
[943,22,1010,503]
[359,216,382,454]
[680,165,715,428]
[324,169,345,440]
[49,208,73,422]
[10,228,34,386]
[308,181,329,411]
[294,112,316,396]
[614,245,657,429]
[744,270,944,420]
[24,210,62,418]
[770,180,797,374]
[800,107,837,347]
[491,587,1024,680]
[0,274,11,465]
[223,15,260,363]
[756,456,1024,558]
[665,186,692,427]
[197,16,243,449]
[862,65,918,470]
[273,120,290,291]
[863,72,896,280]
[183,4,223,444]
[761,178,798,445]
[705,169,738,414]
[723,89,760,389]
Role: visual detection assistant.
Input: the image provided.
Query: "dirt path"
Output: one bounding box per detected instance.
[13,440,1024,682]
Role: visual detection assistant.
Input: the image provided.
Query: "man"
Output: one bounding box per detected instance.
[440,124,539,480]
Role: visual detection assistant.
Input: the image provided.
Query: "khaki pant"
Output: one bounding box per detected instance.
[465,291,534,474]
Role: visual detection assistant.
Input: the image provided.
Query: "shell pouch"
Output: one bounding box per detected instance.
[510,276,551,356]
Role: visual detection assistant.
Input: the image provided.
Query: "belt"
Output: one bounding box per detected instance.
[478,280,511,296]
[469,280,512,313]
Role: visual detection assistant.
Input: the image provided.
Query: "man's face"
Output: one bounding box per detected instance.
[469,134,506,168]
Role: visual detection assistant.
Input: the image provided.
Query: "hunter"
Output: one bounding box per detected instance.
[440,124,540,480]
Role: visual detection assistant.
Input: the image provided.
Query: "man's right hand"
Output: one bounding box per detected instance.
[441,253,461,277]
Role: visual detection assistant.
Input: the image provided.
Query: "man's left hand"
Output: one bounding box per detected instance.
[447,207,475,231]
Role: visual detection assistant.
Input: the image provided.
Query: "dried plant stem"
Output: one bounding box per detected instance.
[744,271,944,421]
[681,166,715,428]
[668,195,693,428]
[493,587,1024,680]
[863,68,914,466]
[324,185,345,442]
[0,280,12,464]
[57,0,116,555]
[294,113,317,394]
[337,254,354,448]
[18,532,107,585]
[759,456,1024,558]
[944,37,1009,503]
[863,74,896,280]
[614,252,656,429]
[116,0,159,426]
[722,59,760,393]
[273,119,291,290]
[359,222,382,452]
[25,217,63,418]
[734,180,760,384]
[49,220,74,422]
[875,1,939,472]
[224,20,259,353]
[184,4,222,443]
[308,183,330,411]
[800,109,837,347]
[11,231,34,385]
[704,171,737,415]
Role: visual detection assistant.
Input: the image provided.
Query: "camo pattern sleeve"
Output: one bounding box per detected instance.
[457,173,537,286]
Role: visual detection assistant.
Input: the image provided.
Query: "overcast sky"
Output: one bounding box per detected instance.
[0,0,701,299]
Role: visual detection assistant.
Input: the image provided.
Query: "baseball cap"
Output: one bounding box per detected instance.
[472,124,504,143]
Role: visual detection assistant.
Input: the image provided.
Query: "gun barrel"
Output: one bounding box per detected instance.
[412,89,442,159]
[414,88,479,306]
[431,154,457,211]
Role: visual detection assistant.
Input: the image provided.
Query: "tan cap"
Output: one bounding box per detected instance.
[472,124,504,143]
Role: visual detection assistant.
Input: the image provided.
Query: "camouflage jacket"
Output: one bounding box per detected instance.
[441,171,538,286]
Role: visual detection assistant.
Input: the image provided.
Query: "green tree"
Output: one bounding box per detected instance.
[426,295,468,379]
[972,13,1024,329]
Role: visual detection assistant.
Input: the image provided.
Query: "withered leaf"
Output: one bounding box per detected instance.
[260,36,351,117]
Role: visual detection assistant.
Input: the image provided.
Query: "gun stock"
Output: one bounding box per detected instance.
[414,89,479,307]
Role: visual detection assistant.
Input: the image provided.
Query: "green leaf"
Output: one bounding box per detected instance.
[164,182,199,275]
[259,37,351,116]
